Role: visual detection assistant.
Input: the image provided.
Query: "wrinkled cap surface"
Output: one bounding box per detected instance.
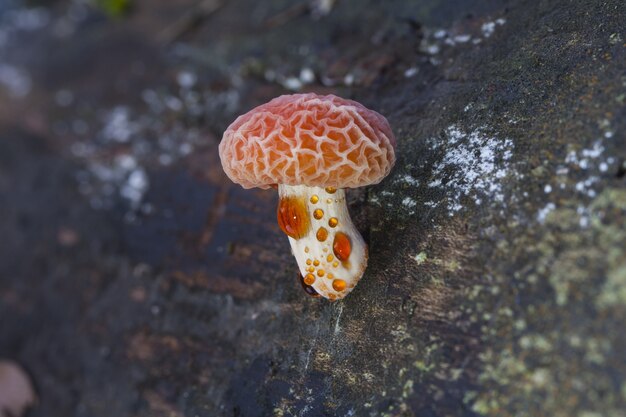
[219,93,396,189]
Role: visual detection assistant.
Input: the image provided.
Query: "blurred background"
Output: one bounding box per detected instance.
[0,0,625,416]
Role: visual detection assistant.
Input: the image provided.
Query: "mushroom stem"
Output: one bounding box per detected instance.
[277,184,368,300]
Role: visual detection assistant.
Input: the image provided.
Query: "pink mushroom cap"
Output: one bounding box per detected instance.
[219,93,396,189]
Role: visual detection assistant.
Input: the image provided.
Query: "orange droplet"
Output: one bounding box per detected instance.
[304,273,316,285]
[316,227,328,242]
[313,259,320,267]
[328,217,338,228]
[332,279,347,292]
[326,254,334,262]
[304,247,310,253]
[333,232,351,261]
[328,273,334,279]
[317,269,325,277]
[277,196,310,239]
[310,195,319,204]
[298,272,320,298]
[328,293,337,301]
[313,209,324,220]
[307,266,315,273]
[325,186,337,194]
[306,259,312,265]
[333,261,339,268]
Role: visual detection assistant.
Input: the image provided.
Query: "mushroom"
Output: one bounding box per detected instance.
[219,93,396,300]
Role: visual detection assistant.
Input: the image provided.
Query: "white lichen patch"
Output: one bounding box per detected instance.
[418,17,506,62]
[481,18,506,38]
[404,67,418,78]
[538,132,619,227]
[101,106,139,143]
[395,174,420,186]
[66,79,236,218]
[271,67,317,91]
[77,154,149,211]
[427,124,514,216]
[176,70,197,89]
[537,203,556,224]
[402,197,417,210]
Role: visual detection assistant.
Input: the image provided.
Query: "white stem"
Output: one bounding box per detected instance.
[278,184,368,300]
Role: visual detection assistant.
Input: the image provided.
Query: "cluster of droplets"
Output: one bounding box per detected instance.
[301,187,352,299]
[277,186,353,300]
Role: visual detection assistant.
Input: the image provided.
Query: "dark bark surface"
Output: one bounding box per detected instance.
[1,0,625,416]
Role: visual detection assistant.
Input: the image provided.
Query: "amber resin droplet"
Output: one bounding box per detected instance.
[325,186,337,194]
[277,195,310,239]
[316,227,328,242]
[277,184,369,301]
[333,232,352,261]
[332,279,347,292]
[298,272,320,298]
